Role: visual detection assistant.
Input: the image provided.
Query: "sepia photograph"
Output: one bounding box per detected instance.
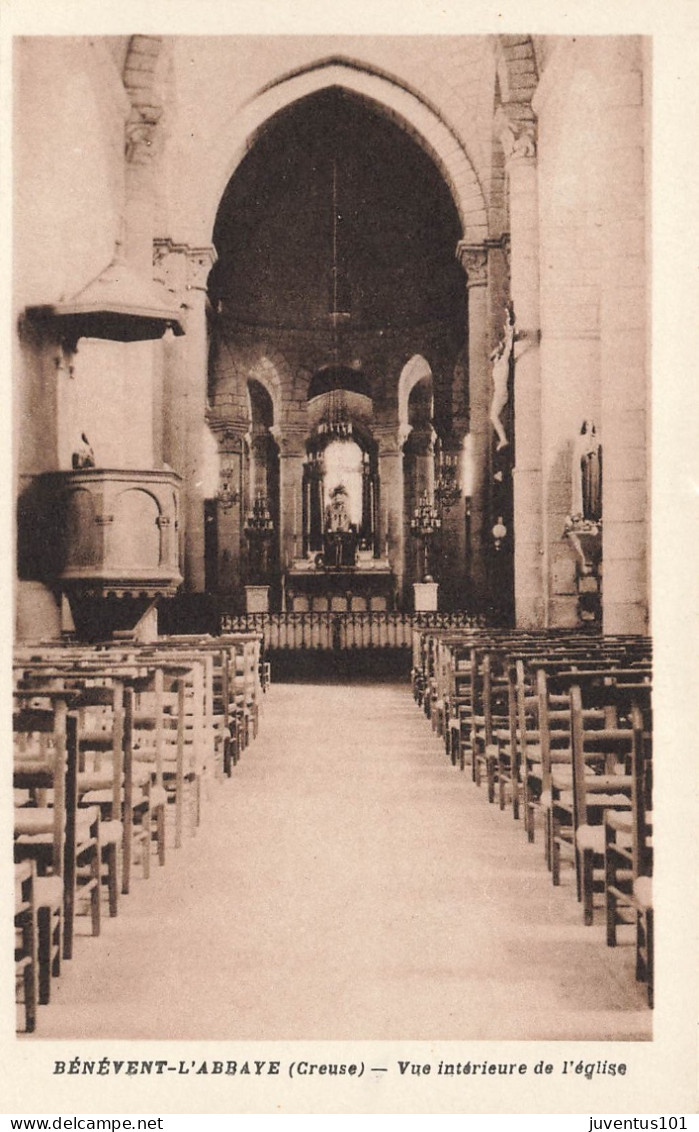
[4,0,697,1117]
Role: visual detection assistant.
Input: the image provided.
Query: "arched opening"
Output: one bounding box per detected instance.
[208,84,465,611]
[403,371,435,592]
[244,378,280,588]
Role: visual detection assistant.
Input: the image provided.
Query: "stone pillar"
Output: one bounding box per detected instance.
[456,243,491,608]
[277,431,306,569]
[496,108,544,628]
[598,42,649,635]
[375,425,405,603]
[406,429,434,588]
[210,422,247,597]
[124,37,166,275]
[156,241,217,592]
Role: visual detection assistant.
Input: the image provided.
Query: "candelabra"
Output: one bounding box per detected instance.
[216,468,239,511]
[244,493,275,536]
[435,449,461,511]
[410,491,442,580]
[244,493,275,579]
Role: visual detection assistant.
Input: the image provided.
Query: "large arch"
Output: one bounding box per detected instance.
[398,354,433,446]
[197,58,488,250]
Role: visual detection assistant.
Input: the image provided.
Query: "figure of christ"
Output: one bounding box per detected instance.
[490,307,516,451]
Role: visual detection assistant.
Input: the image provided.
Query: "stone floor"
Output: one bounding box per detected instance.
[29,682,651,1041]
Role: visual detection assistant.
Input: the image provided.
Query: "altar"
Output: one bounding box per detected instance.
[284,553,395,612]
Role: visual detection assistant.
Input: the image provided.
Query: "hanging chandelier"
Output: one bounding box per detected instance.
[317,144,357,441]
[317,150,353,441]
[318,384,353,439]
[329,154,351,332]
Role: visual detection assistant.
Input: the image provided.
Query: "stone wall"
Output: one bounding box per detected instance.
[12,34,651,635]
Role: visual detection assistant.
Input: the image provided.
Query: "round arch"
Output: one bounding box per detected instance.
[199,59,488,249]
[398,354,433,446]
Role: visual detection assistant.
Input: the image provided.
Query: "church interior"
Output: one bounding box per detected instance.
[12,34,654,1041]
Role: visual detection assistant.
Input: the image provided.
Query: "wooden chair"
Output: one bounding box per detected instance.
[77,681,161,902]
[604,690,653,1005]
[15,861,38,1033]
[553,682,636,924]
[13,695,102,959]
[132,668,196,850]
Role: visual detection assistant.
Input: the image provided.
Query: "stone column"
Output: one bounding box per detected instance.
[456,243,491,608]
[156,241,217,592]
[277,430,306,570]
[598,42,649,635]
[496,108,544,628]
[436,432,468,610]
[375,425,405,605]
[406,429,434,586]
[209,422,247,597]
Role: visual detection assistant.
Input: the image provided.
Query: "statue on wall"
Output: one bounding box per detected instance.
[72,432,95,470]
[490,305,516,451]
[572,420,602,522]
[325,484,351,532]
[324,484,357,567]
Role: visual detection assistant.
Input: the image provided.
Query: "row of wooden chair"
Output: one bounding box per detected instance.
[411,626,654,1008]
[13,631,266,1034]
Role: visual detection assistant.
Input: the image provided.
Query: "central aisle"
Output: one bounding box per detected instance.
[37,682,650,1041]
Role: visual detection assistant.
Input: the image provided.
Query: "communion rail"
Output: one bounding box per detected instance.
[220,611,484,651]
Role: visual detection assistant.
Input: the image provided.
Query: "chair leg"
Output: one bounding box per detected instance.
[646,909,654,1008]
[486,755,496,805]
[155,804,166,866]
[90,848,102,936]
[105,843,119,916]
[582,850,594,926]
[551,835,561,886]
[223,735,232,777]
[605,855,618,947]
[37,905,51,1006]
[22,950,37,1034]
[525,801,535,843]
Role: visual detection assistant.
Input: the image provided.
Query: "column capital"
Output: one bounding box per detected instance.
[125,105,163,167]
[456,242,488,288]
[495,105,537,164]
[153,238,217,294]
[374,424,403,456]
[207,416,248,455]
[273,427,307,458]
[250,430,272,455]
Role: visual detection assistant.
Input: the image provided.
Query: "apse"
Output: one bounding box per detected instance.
[210,86,464,339]
[208,84,466,611]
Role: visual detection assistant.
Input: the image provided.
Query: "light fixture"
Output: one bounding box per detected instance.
[492,515,507,551]
[410,491,442,580]
[217,468,239,511]
[435,448,461,511]
[244,493,275,537]
[329,155,351,332]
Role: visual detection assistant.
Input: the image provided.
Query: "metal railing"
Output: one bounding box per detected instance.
[220,611,484,651]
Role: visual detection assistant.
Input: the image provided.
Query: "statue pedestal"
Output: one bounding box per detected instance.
[565,521,602,625]
[413,581,439,612]
[245,585,270,614]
